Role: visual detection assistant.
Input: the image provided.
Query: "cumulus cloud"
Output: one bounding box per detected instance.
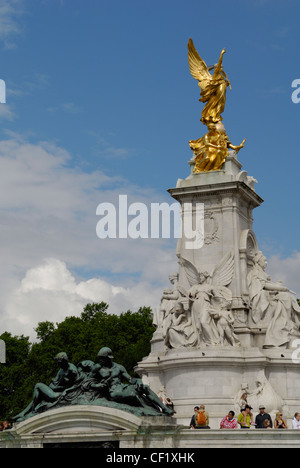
[2,258,164,340]
[0,135,177,339]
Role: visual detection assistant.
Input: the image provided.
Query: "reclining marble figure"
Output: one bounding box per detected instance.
[248,251,300,348]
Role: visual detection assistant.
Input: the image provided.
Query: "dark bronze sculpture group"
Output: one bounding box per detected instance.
[14,347,173,422]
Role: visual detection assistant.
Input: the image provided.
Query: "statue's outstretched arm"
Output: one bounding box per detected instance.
[263,281,291,293]
[228,139,246,153]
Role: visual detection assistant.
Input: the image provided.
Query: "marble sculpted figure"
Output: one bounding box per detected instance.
[159,247,300,351]
[157,273,182,335]
[165,302,195,349]
[160,248,300,351]
[247,251,300,348]
[162,252,241,349]
[234,371,289,415]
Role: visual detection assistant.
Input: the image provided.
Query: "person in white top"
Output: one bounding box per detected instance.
[292,412,300,429]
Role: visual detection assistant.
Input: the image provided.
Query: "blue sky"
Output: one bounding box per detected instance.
[0,0,299,338]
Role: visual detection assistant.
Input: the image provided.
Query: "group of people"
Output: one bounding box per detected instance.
[189,405,300,430]
[231,405,291,430]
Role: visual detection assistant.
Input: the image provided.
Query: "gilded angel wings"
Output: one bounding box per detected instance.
[187,38,231,125]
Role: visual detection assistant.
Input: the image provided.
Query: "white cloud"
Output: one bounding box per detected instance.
[2,258,164,341]
[0,135,177,339]
[0,0,24,49]
[0,104,16,121]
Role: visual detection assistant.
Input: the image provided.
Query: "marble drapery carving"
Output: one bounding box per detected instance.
[247,251,300,348]
[162,251,240,349]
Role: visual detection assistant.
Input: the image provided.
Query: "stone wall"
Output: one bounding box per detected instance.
[1,406,300,448]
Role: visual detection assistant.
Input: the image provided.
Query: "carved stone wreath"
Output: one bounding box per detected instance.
[204,211,219,245]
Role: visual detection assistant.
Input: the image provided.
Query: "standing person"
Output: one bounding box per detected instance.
[292,413,300,429]
[238,405,252,429]
[194,405,210,429]
[255,406,273,429]
[189,406,200,429]
[220,411,238,429]
[274,412,288,429]
[237,392,254,426]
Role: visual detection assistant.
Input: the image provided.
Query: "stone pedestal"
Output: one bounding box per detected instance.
[2,405,300,448]
[172,152,263,348]
[136,346,300,428]
[0,406,177,449]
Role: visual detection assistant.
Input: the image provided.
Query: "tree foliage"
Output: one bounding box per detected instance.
[0,303,155,421]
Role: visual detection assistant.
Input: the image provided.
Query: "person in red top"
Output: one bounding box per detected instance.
[220,411,238,429]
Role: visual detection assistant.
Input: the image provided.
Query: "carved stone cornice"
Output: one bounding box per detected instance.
[168,180,264,209]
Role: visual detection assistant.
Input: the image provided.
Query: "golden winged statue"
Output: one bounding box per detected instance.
[187,38,231,125]
[187,39,246,173]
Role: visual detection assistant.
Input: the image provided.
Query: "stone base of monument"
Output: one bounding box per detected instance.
[0,406,177,449]
[1,405,300,448]
[136,344,300,430]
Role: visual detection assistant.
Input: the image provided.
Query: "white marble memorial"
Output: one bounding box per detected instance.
[4,40,299,448]
[136,150,300,429]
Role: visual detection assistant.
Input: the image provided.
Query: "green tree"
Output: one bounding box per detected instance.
[33,302,154,371]
[0,332,31,420]
[0,303,155,420]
